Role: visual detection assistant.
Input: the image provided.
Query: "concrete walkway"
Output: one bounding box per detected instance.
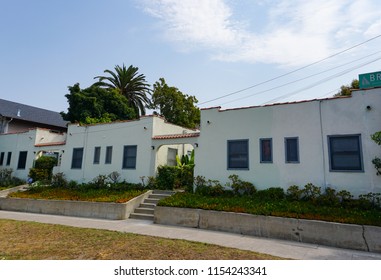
[1,210,381,260]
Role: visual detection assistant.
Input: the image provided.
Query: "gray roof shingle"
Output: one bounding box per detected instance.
[0,99,67,128]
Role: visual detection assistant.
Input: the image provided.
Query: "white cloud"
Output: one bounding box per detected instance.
[141,0,381,67]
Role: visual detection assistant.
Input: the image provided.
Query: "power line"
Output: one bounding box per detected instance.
[198,34,381,105]
[219,50,381,106]
[261,56,381,105]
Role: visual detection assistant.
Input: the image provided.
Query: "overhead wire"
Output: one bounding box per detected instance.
[219,50,381,106]
[261,56,381,105]
[197,34,381,106]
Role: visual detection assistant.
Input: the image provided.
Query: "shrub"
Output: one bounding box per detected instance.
[195,178,225,196]
[301,183,321,201]
[90,175,108,188]
[29,156,58,182]
[317,187,339,206]
[228,174,256,196]
[286,185,302,201]
[51,173,68,188]
[255,187,285,200]
[28,168,49,182]
[156,166,180,190]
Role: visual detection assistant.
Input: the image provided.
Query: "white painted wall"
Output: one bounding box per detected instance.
[0,128,66,180]
[56,116,196,184]
[194,88,381,196]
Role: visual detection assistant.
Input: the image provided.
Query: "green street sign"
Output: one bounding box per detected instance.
[359,71,381,89]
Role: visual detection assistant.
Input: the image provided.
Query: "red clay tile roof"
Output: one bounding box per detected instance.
[152,133,200,140]
[34,141,66,147]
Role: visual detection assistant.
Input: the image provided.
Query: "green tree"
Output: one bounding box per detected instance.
[151,78,200,129]
[335,79,359,96]
[61,83,136,124]
[93,64,151,116]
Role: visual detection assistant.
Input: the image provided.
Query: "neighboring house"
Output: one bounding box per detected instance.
[0,128,66,179]
[0,98,67,134]
[194,87,381,197]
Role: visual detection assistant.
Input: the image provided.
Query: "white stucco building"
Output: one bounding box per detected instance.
[1,86,380,196]
[194,87,381,196]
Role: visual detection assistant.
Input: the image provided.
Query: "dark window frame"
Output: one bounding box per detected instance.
[105,146,113,164]
[71,148,84,169]
[260,138,273,163]
[17,151,28,170]
[93,146,101,164]
[122,145,137,169]
[0,152,4,166]
[6,152,12,166]
[227,139,249,170]
[285,137,299,163]
[328,134,363,172]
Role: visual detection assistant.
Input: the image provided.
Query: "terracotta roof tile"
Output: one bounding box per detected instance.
[152,133,200,140]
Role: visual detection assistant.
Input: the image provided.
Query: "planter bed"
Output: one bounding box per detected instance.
[154,206,381,253]
[0,190,152,220]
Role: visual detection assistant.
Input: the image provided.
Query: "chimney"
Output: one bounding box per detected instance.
[17,109,21,117]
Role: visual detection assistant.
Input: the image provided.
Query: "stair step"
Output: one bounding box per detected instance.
[152,189,176,195]
[129,190,175,221]
[134,207,154,215]
[140,202,156,209]
[144,198,160,204]
[129,213,154,221]
[149,193,172,199]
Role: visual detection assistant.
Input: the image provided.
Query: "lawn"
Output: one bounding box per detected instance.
[0,219,284,260]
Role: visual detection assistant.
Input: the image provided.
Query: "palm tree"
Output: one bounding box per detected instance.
[93,64,151,116]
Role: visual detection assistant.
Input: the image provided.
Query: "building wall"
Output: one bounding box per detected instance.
[194,89,381,196]
[0,129,66,179]
[56,116,195,184]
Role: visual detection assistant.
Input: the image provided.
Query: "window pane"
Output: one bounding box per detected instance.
[123,145,137,169]
[93,147,101,164]
[260,139,272,163]
[17,151,28,169]
[329,135,362,171]
[6,152,12,166]
[105,146,113,164]
[285,138,299,163]
[228,140,249,169]
[71,148,84,169]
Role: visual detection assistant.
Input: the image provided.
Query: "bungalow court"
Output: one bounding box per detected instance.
[0,86,380,197]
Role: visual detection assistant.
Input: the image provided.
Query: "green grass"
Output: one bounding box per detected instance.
[0,219,284,260]
[158,192,381,226]
[9,186,146,203]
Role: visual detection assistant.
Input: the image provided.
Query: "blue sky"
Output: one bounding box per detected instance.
[1,0,381,113]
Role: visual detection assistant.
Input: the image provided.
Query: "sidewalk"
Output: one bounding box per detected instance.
[1,210,381,260]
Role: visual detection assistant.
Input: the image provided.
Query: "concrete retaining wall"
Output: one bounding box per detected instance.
[0,190,152,220]
[154,206,381,253]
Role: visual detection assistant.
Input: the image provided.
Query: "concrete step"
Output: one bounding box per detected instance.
[129,190,176,221]
[140,202,156,209]
[149,193,172,200]
[129,213,154,221]
[144,198,160,205]
[152,190,176,195]
[134,207,154,215]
